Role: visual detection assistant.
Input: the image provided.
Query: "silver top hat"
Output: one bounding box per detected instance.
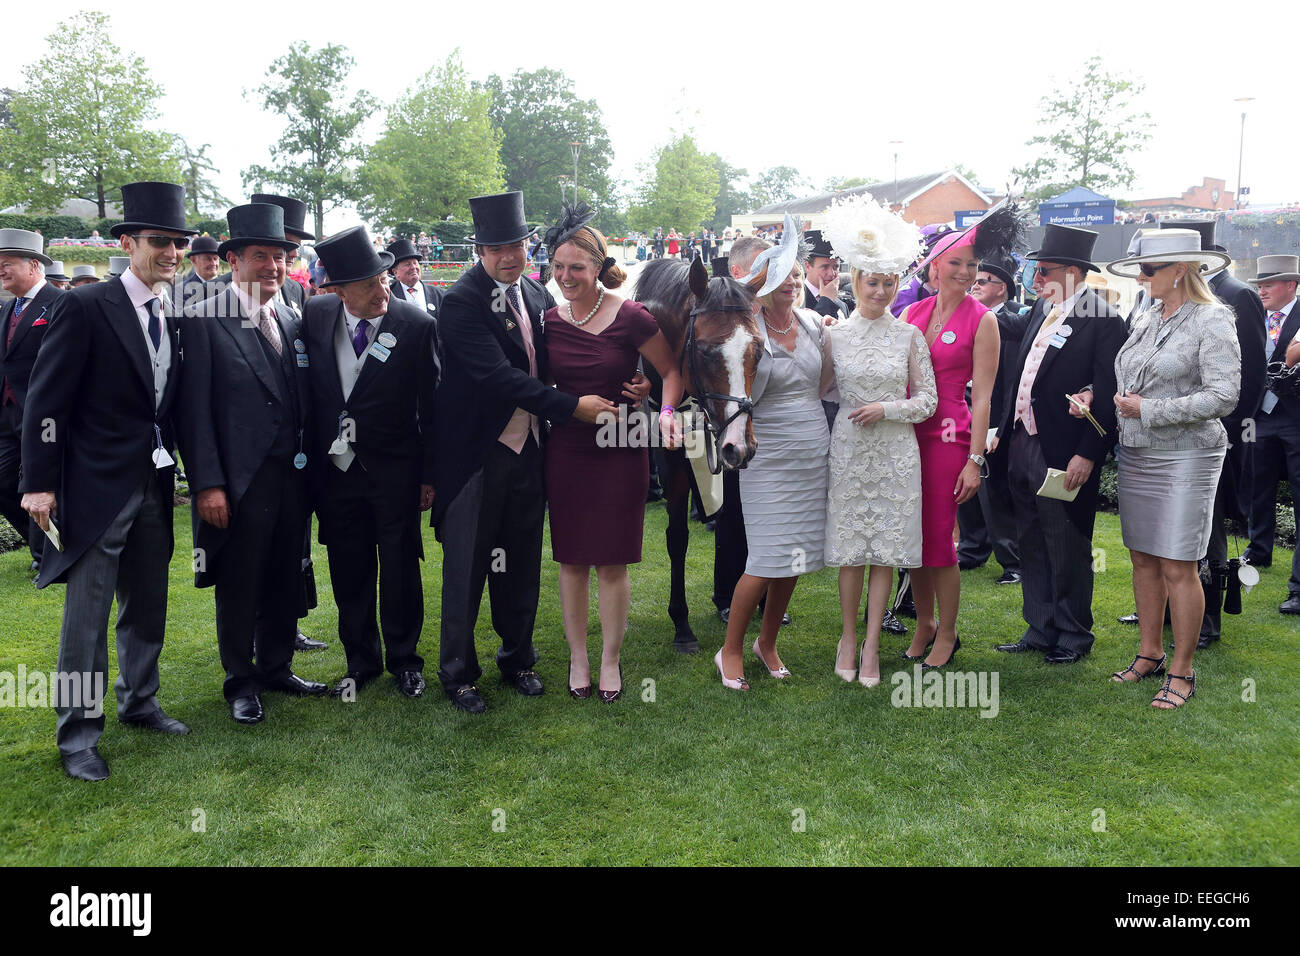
[109,256,131,277]
[46,260,68,280]
[1248,254,1300,285]
[71,264,100,282]
[1106,229,1230,279]
[0,228,53,267]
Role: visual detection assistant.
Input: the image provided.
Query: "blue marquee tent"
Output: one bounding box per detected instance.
[1038,186,1117,227]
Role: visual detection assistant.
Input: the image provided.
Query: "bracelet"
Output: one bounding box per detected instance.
[659,404,675,417]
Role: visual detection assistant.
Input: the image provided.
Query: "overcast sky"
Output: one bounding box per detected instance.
[3,0,1292,231]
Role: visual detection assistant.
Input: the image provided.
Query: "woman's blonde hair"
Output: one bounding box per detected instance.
[1176,262,1216,305]
[850,267,901,310]
[748,262,802,310]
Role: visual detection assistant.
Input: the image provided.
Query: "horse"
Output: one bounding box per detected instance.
[633,255,762,652]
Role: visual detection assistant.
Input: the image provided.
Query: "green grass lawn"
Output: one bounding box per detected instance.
[1,505,1296,866]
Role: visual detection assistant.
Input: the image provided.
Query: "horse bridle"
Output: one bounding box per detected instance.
[682,302,756,474]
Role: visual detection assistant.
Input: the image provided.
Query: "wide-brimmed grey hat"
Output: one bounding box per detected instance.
[1106,229,1230,279]
[0,228,53,267]
[45,260,69,281]
[1248,254,1300,285]
[70,265,100,283]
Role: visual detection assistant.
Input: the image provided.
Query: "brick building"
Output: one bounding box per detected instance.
[1128,177,1236,215]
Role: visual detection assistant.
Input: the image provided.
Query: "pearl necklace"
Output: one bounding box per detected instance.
[763,308,794,335]
[567,286,605,326]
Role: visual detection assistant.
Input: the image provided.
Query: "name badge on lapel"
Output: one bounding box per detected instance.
[368,342,391,363]
[294,338,309,368]
[1049,334,1067,349]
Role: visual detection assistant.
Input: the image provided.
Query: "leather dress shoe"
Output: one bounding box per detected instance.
[63,747,109,781]
[450,685,486,713]
[265,673,328,696]
[330,671,380,697]
[1241,552,1271,569]
[230,695,265,724]
[1196,633,1219,649]
[1280,594,1300,615]
[881,609,907,635]
[996,568,1022,585]
[120,708,190,734]
[995,639,1039,653]
[1044,647,1086,664]
[397,671,426,698]
[957,557,985,571]
[294,631,328,651]
[1117,612,1139,625]
[503,669,544,696]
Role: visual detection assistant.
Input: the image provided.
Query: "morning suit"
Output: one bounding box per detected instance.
[175,285,311,700]
[389,276,445,322]
[20,274,180,754]
[302,293,439,679]
[992,289,1125,653]
[432,263,577,693]
[172,268,218,314]
[1,279,62,564]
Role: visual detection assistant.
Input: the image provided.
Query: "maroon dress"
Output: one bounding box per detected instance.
[545,298,661,564]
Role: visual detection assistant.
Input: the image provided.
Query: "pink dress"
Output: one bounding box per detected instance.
[907,294,983,567]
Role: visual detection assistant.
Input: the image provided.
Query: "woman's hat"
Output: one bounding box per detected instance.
[386,238,421,264]
[187,235,220,258]
[46,260,69,281]
[217,204,301,258]
[110,182,197,239]
[0,228,53,266]
[822,193,923,276]
[468,191,536,245]
[1248,254,1300,285]
[250,193,315,241]
[70,264,100,283]
[1106,229,1230,279]
[314,226,394,287]
[1027,223,1101,273]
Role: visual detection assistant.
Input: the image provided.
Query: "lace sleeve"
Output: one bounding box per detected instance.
[882,327,938,423]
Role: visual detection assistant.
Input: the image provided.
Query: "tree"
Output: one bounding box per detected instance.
[356,51,504,227]
[241,41,376,236]
[1011,56,1150,200]
[0,12,179,217]
[706,157,750,231]
[177,140,231,218]
[482,68,613,229]
[750,165,812,208]
[627,133,718,233]
[823,175,872,192]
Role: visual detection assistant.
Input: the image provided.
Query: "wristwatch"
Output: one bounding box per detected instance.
[968,453,986,467]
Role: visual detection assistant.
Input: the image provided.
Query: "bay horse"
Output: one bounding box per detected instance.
[634,255,762,652]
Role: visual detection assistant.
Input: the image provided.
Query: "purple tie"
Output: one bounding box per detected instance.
[352,319,369,357]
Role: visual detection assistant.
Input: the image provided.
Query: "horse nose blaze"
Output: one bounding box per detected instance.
[716,327,752,469]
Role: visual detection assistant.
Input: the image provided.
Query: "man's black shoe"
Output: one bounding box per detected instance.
[1196,634,1219,649]
[995,639,1039,653]
[63,747,109,781]
[958,557,985,571]
[120,708,190,734]
[294,631,327,651]
[264,673,328,696]
[450,685,486,713]
[397,671,426,699]
[996,568,1022,585]
[1280,594,1300,615]
[881,610,907,634]
[502,669,544,696]
[1241,552,1271,569]
[231,695,265,724]
[1044,647,1086,664]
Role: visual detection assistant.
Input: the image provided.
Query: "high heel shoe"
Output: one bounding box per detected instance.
[857,638,880,688]
[753,639,791,678]
[1111,651,1166,683]
[921,636,960,671]
[714,648,749,691]
[1151,670,1196,709]
[902,628,950,662]
[598,664,623,703]
[568,661,592,700]
[834,638,857,682]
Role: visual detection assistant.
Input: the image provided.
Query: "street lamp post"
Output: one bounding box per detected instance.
[1235,97,1254,210]
[571,141,581,202]
[889,140,903,212]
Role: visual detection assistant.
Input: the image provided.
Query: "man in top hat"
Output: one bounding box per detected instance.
[173,235,222,310]
[432,191,616,713]
[20,182,193,781]
[387,237,444,320]
[175,202,327,726]
[1244,253,1300,613]
[303,227,439,699]
[69,265,100,287]
[45,261,71,291]
[802,229,848,320]
[1,229,63,574]
[992,224,1125,664]
[957,254,1028,584]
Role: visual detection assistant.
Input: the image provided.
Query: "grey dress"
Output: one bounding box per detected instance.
[740,310,831,577]
[1114,300,1240,560]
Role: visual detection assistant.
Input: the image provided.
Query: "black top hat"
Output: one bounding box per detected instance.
[1159,218,1224,254]
[187,235,220,258]
[314,226,394,287]
[1026,223,1100,273]
[216,204,301,258]
[711,256,730,279]
[979,255,1018,296]
[805,230,836,261]
[250,193,315,241]
[111,181,198,238]
[468,191,536,246]
[386,238,421,264]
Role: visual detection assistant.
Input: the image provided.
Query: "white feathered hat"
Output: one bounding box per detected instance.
[820,194,923,276]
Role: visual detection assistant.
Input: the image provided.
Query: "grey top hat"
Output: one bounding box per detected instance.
[0,228,54,267]
[109,256,131,277]
[1106,229,1230,279]
[46,260,68,280]
[1248,254,1300,285]
[71,264,100,282]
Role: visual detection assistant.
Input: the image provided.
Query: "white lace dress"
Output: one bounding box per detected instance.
[825,312,938,567]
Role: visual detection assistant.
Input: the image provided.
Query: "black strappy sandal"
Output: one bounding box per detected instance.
[1111,652,1166,683]
[1151,671,1196,709]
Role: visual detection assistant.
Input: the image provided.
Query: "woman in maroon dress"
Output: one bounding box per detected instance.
[545,210,683,701]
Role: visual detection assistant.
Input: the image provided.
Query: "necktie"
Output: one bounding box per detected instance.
[13,297,26,319]
[1268,311,1286,345]
[146,297,162,351]
[352,319,370,357]
[407,287,418,299]
[506,283,523,322]
[257,304,282,356]
[6,298,25,349]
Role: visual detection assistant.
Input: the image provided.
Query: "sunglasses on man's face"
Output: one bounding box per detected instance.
[1138,262,1175,278]
[131,234,191,251]
[973,277,1005,287]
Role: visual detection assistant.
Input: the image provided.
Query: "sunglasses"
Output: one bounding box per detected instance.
[1034,264,1066,277]
[1139,262,1175,278]
[130,234,191,250]
[972,277,1005,287]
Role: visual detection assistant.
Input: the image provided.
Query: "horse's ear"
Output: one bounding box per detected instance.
[688,255,709,301]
